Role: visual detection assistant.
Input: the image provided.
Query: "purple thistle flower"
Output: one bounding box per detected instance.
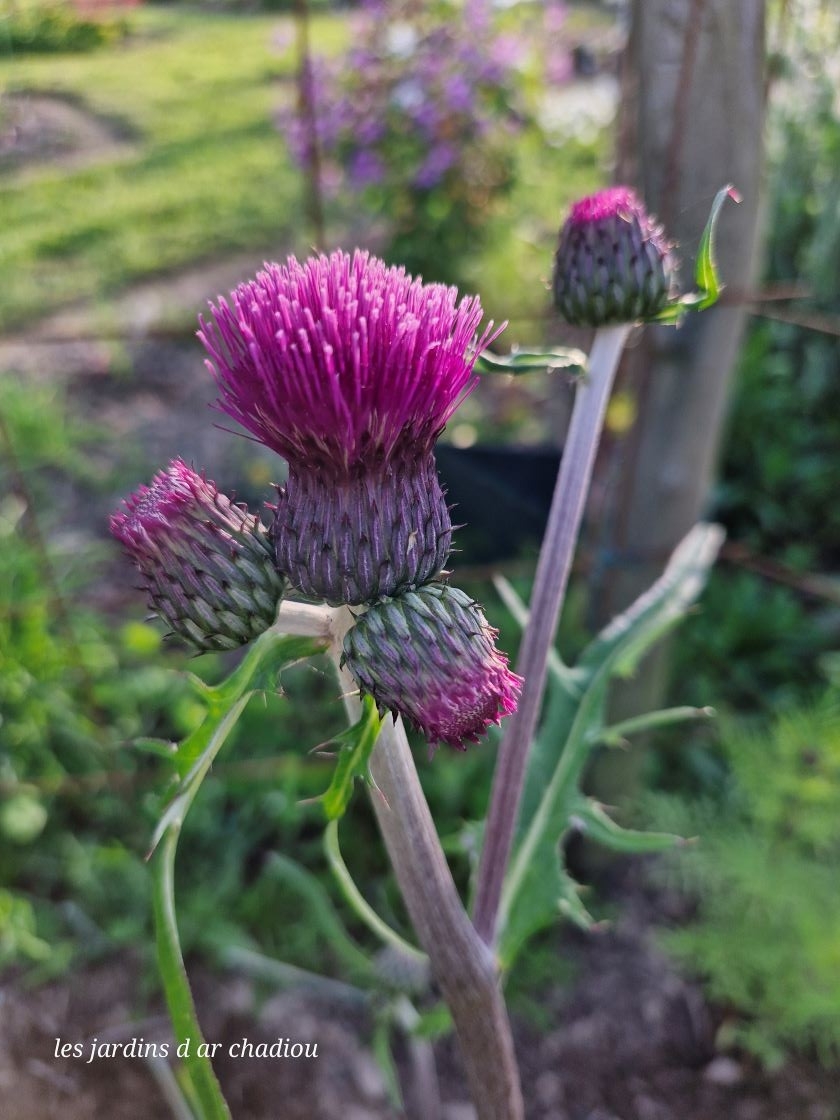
[198,250,502,606]
[553,186,678,327]
[342,583,521,751]
[110,459,284,652]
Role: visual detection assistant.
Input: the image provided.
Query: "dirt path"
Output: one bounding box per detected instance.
[0,91,135,178]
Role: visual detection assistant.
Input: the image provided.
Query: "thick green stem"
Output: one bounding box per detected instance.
[333,642,524,1120]
[474,324,631,946]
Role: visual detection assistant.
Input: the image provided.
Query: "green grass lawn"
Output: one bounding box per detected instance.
[0,6,348,332]
[0,4,605,337]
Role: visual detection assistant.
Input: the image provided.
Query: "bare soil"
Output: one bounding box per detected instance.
[2,868,837,1120]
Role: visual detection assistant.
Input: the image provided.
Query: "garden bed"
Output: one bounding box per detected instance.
[2,865,835,1120]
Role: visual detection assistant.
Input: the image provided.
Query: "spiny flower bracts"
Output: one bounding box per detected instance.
[553,186,677,327]
[341,582,521,750]
[275,450,451,606]
[110,459,283,652]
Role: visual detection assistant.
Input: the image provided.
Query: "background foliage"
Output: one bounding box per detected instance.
[647,692,840,1068]
[1,0,839,1087]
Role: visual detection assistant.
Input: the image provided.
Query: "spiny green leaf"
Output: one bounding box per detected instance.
[578,523,724,678]
[474,346,588,377]
[499,848,594,970]
[594,705,715,747]
[318,695,383,820]
[410,1003,453,1040]
[497,524,723,969]
[207,632,325,713]
[498,669,609,968]
[569,796,686,854]
[150,692,255,854]
[150,631,325,852]
[653,184,740,321]
[132,736,178,761]
[557,873,596,932]
[693,185,741,310]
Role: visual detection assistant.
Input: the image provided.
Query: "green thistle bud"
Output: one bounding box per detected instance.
[553,186,677,327]
[341,583,521,751]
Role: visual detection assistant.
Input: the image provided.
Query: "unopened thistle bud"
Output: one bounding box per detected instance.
[110,459,284,652]
[198,250,502,606]
[341,583,521,750]
[553,186,677,327]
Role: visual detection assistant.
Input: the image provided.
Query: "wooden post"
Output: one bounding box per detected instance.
[589,0,766,798]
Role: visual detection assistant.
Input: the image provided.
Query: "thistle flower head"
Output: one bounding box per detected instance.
[553,185,677,327]
[110,460,284,652]
[198,249,502,476]
[342,583,521,750]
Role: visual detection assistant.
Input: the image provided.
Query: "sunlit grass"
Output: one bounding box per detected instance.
[0,4,605,336]
[0,7,346,331]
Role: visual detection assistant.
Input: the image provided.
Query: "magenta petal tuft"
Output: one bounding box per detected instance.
[198,249,503,474]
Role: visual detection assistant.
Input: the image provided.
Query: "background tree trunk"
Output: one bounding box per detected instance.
[589,0,766,800]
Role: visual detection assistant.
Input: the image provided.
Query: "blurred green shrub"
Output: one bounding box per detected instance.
[0,0,128,54]
[670,571,837,714]
[647,692,840,1068]
[717,58,840,568]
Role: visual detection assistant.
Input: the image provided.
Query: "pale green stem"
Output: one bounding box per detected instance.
[324,819,428,966]
[152,827,232,1120]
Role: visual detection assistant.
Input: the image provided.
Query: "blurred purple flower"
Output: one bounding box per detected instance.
[414,142,457,189]
[442,73,475,115]
[349,148,386,187]
[489,33,527,72]
[545,51,574,86]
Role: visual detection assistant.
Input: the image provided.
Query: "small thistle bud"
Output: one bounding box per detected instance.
[341,583,521,750]
[553,186,677,327]
[110,459,284,652]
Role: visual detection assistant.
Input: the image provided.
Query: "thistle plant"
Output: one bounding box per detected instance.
[552,185,678,326]
[111,187,733,1120]
[342,583,520,750]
